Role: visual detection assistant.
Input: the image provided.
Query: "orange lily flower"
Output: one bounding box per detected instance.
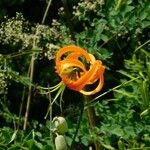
[55,45,105,95]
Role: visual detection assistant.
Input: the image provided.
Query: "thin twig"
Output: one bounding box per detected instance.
[23,0,53,130]
[23,52,35,130]
[134,39,150,53]
[42,0,52,24]
[17,62,31,130]
[4,49,40,59]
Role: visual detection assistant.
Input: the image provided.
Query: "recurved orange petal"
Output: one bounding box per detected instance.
[55,45,105,95]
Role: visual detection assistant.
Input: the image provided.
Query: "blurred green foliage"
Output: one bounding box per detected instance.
[0,0,150,149]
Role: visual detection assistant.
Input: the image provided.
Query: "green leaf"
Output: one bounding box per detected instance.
[43,145,53,150]
[95,48,113,60]
[111,127,124,137]
[8,130,18,144]
[101,142,115,150]
[23,139,43,150]
[101,34,109,42]
[121,5,135,15]
[140,108,150,118]
[7,147,20,150]
[81,136,89,146]
[124,126,136,138]
[139,10,147,20]
[24,139,34,149]
[114,89,136,98]
[141,21,150,28]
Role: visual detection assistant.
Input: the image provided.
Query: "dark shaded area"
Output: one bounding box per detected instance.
[21,0,60,24]
[0,0,61,24]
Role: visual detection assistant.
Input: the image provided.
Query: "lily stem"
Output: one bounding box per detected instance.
[70,100,84,150]
[84,95,101,150]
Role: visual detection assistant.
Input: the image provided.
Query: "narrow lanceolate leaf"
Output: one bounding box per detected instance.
[8,130,18,144]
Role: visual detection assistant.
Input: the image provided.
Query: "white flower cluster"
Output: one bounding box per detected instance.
[44,43,60,60]
[0,13,74,61]
[0,71,7,95]
[0,14,48,50]
[73,0,105,19]
[0,55,7,95]
[58,7,65,16]
[0,13,25,46]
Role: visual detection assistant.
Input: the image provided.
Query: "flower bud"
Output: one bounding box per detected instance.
[53,116,68,134]
[55,134,68,150]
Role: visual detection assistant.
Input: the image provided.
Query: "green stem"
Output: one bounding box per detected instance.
[47,87,53,147]
[4,49,39,59]
[84,96,100,150]
[134,39,150,53]
[23,53,35,130]
[115,0,124,11]
[23,0,53,128]
[70,100,84,150]
[85,77,140,107]
[18,62,31,130]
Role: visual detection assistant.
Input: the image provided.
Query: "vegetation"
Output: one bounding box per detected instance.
[0,0,150,149]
